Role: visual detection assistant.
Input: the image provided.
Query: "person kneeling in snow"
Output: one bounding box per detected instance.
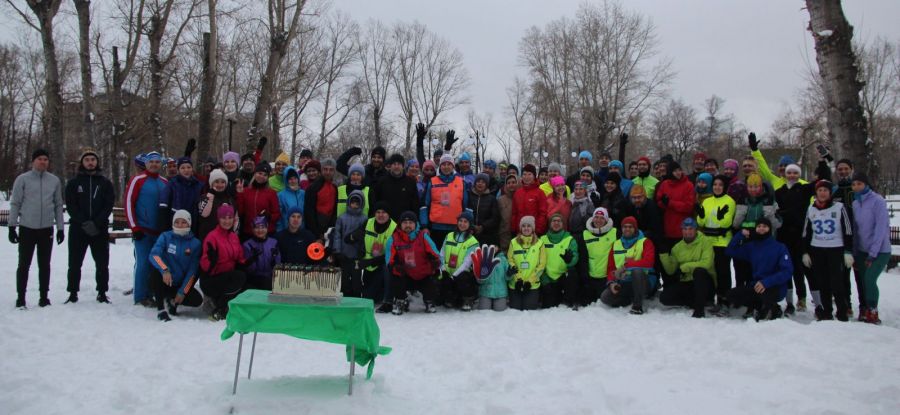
[658,218,715,318]
[477,251,510,311]
[600,216,656,315]
[539,213,579,308]
[386,211,441,315]
[725,217,793,321]
[507,216,547,310]
[439,211,480,310]
[241,215,281,290]
[200,204,249,321]
[149,210,203,321]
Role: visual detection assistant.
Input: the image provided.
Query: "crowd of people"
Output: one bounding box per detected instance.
[8,126,892,325]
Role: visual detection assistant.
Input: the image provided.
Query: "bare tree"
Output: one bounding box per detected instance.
[356,20,395,148]
[415,34,470,141]
[316,12,360,152]
[74,0,96,148]
[392,21,425,155]
[506,77,538,165]
[196,0,218,158]
[647,99,701,163]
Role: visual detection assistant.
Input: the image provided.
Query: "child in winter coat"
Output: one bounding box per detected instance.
[439,211,480,310]
[477,252,510,311]
[241,216,281,290]
[507,215,547,310]
[331,190,368,297]
[386,211,441,315]
[149,210,203,321]
[277,166,305,232]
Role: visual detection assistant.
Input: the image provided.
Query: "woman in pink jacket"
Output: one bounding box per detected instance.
[200,204,249,320]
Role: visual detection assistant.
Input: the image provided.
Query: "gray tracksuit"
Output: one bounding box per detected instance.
[9,169,65,230]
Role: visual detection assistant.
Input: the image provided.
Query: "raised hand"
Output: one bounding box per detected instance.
[444,129,458,150]
[748,132,758,151]
[416,123,428,141]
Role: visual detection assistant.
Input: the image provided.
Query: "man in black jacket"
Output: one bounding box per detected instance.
[467,173,500,246]
[370,154,420,222]
[65,149,115,304]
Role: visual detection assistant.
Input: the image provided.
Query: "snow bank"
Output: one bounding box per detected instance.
[1,240,899,414]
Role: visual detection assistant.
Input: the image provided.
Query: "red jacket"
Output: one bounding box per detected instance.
[655,175,696,239]
[200,226,246,275]
[606,237,656,281]
[511,181,548,235]
[236,183,281,236]
[387,226,440,280]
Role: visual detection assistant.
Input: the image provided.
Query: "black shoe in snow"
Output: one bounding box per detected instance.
[138,298,155,308]
[769,305,783,320]
[65,292,78,304]
[39,297,51,307]
[158,311,171,322]
[742,308,755,319]
[691,309,705,318]
[629,306,644,315]
[424,302,438,314]
[122,288,133,296]
[391,300,404,315]
[96,292,110,304]
[784,303,795,316]
[814,306,832,321]
[376,302,393,314]
[15,298,26,309]
[166,298,179,316]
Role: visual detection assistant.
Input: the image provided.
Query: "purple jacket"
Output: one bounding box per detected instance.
[242,237,281,279]
[852,189,891,258]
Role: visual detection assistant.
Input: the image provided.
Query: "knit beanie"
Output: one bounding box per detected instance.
[550,175,565,187]
[746,173,763,187]
[519,215,536,228]
[172,209,192,227]
[371,146,386,158]
[578,150,593,162]
[223,151,240,164]
[475,173,491,184]
[423,160,437,171]
[522,164,537,176]
[778,155,796,167]
[208,169,228,186]
[593,207,609,220]
[723,159,739,171]
[609,160,624,170]
[304,159,321,172]
[32,148,49,161]
[388,153,405,166]
[217,204,235,219]
[785,164,801,174]
[439,154,454,166]
[621,216,638,229]
[275,152,290,165]
[548,162,562,173]
[349,163,365,178]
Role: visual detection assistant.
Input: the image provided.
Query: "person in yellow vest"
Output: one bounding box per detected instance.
[539,163,571,197]
[336,163,369,217]
[439,211,480,311]
[539,213,579,308]
[659,218,715,318]
[355,201,397,313]
[632,156,659,200]
[579,207,617,306]
[697,175,736,312]
[506,216,546,310]
[420,154,470,249]
[600,216,657,315]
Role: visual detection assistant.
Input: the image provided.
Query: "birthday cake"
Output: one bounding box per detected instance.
[269,264,343,304]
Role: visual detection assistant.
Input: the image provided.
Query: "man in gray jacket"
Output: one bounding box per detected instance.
[9,149,66,308]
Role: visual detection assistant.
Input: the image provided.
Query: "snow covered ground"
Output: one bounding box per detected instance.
[2,238,900,415]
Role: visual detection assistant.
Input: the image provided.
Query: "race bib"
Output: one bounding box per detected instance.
[372,242,383,257]
[448,254,458,269]
[404,251,417,267]
[520,261,530,270]
[440,190,451,206]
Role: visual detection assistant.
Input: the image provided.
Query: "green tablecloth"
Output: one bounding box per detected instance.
[221,290,391,379]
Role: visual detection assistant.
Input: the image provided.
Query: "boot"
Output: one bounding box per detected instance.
[38,296,51,307]
[391,299,404,315]
[784,303,796,316]
[96,292,110,304]
[166,298,179,316]
[158,310,171,322]
[857,306,868,322]
[15,296,26,309]
[65,292,78,304]
[796,298,807,312]
[691,309,705,318]
[376,302,393,314]
[865,309,882,325]
[424,301,438,313]
[814,306,832,321]
[629,305,644,315]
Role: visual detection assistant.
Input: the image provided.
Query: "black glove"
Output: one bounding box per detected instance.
[660,195,670,207]
[514,280,524,291]
[56,229,65,245]
[619,132,629,145]
[560,250,574,264]
[748,132,758,151]
[345,146,363,158]
[589,192,602,207]
[430,257,441,271]
[8,226,18,244]
[132,230,144,241]
[506,266,518,277]
[716,204,729,220]
[81,221,99,237]
[246,248,262,265]
[523,282,532,291]
[695,203,705,218]
[256,136,268,151]
[444,129,457,151]
[442,270,451,280]
[416,123,428,141]
[346,226,365,244]
[206,243,219,270]
[184,138,197,157]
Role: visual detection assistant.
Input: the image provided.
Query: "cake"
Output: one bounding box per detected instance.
[269,264,343,304]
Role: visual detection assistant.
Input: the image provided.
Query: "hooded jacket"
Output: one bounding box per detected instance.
[236,179,281,236]
[332,190,368,258]
[655,173,696,239]
[725,231,792,301]
[386,223,441,280]
[277,166,305,232]
[511,181,548,235]
[200,225,245,275]
[467,187,500,245]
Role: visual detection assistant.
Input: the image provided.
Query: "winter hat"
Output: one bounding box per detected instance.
[723,159,739,171]
[475,173,491,184]
[284,166,301,183]
[574,180,586,189]
[550,175,565,187]
[681,217,698,229]
[593,207,609,220]
[217,204,235,219]
[694,152,707,162]
[457,210,474,224]
[548,162,562,173]
[484,159,497,169]
[668,160,682,173]
[499,161,509,170]
[321,158,336,168]
[31,148,50,161]
[746,173,763,187]
[275,152,290,165]
[373,201,390,214]
[778,155,796,167]
[388,153,405,166]
[519,215,536,228]
[299,149,314,159]
[166,157,177,166]
[439,154,454,166]
[605,172,622,186]
[255,162,272,175]
[240,153,255,163]
[756,217,773,229]
[348,163,365,178]
[505,174,519,184]
[578,150,593,162]
[629,184,646,197]
[286,205,303,218]
[399,210,417,224]
[785,164,801,175]
[696,173,713,192]
[620,216,638,229]
[145,151,163,162]
[172,209,192,227]
[80,148,99,162]
[223,151,240,164]
[348,190,365,206]
[815,179,834,193]
[371,146,386,158]
[851,171,870,186]
[252,215,268,228]
[580,166,595,175]
[458,152,471,162]
[522,164,537,176]
[637,156,651,165]
[176,156,192,167]
[134,153,147,168]
[507,164,519,175]
[406,159,420,169]
[609,160,624,171]
[423,160,437,171]
[304,159,321,172]
[208,169,228,186]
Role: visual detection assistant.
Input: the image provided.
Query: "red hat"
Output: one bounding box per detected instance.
[693,152,707,161]
[304,159,321,172]
[637,156,651,165]
[621,216,638,229]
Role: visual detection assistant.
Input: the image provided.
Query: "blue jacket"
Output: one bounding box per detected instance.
[242,237,281,279]
[159,174,203,221]
[725,232,792,301]
[149,230,201,294]
[277,167,305,232]
[126,172,168,234]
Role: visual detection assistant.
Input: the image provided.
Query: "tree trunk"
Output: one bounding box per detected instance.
[805,0,872,182]
[28,0,65,175]
[148,10,167,156]
[74,0,96,151]
[197,9,218,160]
[372,105,382,148]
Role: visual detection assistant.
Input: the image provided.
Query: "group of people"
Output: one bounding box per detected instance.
[9,127,891,325]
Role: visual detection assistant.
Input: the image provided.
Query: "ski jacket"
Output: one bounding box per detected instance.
[852,189,891,258]
[200,226,245,275]
[64,171,114,231]
[125,172,168,235]
[236,182,280,236]
[150,230,201,293]
[511,181,548,235]
[242,236,281,279]
[656,174,696,239]
[386,224,440,280]
[726,232,792,301]
[660,233,715,282]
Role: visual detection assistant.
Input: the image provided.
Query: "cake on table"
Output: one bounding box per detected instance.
[269,264,343,304]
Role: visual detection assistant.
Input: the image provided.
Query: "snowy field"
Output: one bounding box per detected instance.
[2,238,900,415]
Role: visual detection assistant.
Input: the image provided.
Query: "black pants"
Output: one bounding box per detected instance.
[600,269,649,309]
[659,268,714,314]
[244,274,273,291]
[393,274,436,303]
[340,258,363,298]
[149,268,203,311]
[780,235,807,300]
[810,246,848,316]
[713,247,731,300]
[541,273,575,308]
[658,238,681,289]
[429,228,452,251]
[67,225,110,293]
[361,265,385,302]
[16,227,53,298]
[727,285,781,316]
[845,266,864,309]
[579,277,606,306]
[439,271,477,307]
[733,259,753,288]
[509,288,540,310]
[200,270,246,313]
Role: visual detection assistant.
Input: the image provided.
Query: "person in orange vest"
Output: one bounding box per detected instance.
[420,154,471,249]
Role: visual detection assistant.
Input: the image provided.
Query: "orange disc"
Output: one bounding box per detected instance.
[307,242,326,261]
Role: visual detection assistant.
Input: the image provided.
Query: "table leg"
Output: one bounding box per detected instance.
[248,332,258,379]
[232,333,244,395]
[348,345,356,396]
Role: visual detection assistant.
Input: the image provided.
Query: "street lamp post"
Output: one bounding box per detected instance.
[226,118,235,151]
